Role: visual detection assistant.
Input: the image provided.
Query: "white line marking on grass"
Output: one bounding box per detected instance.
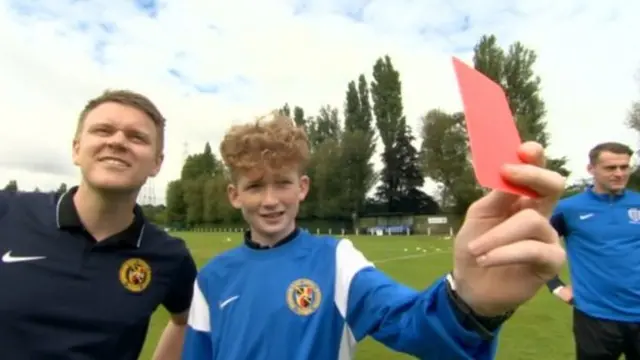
[373,251,452,264]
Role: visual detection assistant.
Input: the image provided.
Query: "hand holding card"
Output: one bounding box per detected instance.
[452,56,538,198]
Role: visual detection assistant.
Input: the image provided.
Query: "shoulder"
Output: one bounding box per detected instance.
[297,233,369,261]
[141,225,192,259]
[198,245,245,278]
[623,190,640,200]
[300,231,342,250]
[557,192,590,210]
[0,190,58,220]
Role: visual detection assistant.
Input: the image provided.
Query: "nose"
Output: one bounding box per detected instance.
[106,131,127,149]
[261,186,279,206]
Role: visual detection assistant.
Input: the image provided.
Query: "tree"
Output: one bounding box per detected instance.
[56,183,68,195]
[165,180,186,227]
[371,55,433,212]
[625,69,640,191]
[3,180,18,192]
[473,35,570,177]
[625,69,640,134]
[279,103,291,117]
[292,106,306,128]
[302,105,345,218]
[563,177,591,198]
[341,75,377,227]
[307,105,341,149]
[420,110,482,214]
[393,119,437,213]
[370,55,404,210]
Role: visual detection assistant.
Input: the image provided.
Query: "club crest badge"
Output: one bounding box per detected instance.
[119,258,152,293]
[628,208,640,224]
[286,278,322,316]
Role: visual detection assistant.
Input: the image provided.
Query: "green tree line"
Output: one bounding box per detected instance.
[4,34,640,228]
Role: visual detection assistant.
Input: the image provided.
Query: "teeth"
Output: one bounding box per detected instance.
[103,159,127,166]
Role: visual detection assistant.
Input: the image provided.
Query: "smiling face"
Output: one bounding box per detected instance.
[228,168,309,243]
[220,111,311,245]
[72,101,163,194]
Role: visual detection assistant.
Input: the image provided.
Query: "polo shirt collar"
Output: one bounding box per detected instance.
[586,185,626,202]
[244,228,299,249]
[56,186,146,248]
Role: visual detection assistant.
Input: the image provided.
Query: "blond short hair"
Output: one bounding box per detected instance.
[76,89,166,152]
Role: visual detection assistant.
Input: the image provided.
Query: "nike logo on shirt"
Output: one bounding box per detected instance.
[2,251,46,263]
[219,296,239,309]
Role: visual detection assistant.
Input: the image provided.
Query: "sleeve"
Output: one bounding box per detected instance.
[549,205,567,237]
[162,251,198,314]
[336,240,498,360]
[546,204,568,292]
[182,276,214,360]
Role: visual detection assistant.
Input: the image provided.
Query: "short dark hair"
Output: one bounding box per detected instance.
[589,142,633,164]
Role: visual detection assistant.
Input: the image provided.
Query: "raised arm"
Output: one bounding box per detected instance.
[337,240,498,360]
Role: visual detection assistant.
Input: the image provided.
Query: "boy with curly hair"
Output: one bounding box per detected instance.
[182,112,567,359]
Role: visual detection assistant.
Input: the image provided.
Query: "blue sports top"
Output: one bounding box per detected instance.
[548,187,640,322]
[182,230,499,360]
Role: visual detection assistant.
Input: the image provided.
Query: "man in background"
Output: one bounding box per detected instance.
[547,142,640,359]
[0,90,196,360]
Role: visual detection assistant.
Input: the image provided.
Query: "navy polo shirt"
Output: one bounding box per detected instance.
[0,187,197,360]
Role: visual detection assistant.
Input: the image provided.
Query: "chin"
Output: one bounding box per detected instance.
[86,176,143,194]
[256,220,293,236]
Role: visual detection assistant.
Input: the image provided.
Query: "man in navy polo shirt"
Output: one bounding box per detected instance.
[0,89,197,360]
[546,142,640,360]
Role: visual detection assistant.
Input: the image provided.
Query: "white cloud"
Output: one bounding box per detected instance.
[0,0,638,203]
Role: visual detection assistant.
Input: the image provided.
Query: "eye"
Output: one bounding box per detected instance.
[94,128,110,135]
[130,134,147,144]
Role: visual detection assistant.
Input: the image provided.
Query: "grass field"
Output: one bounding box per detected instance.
[139,232,574,360]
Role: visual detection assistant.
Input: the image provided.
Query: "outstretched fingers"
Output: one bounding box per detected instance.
[468,208,559,256]
[476,240,566,275]
[467,207,565,274]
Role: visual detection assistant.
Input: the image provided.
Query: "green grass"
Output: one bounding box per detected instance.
[140,233,573,359]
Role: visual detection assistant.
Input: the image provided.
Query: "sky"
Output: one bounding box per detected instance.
[1,0,639,204]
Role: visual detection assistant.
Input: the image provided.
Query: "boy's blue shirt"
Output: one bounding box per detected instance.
[551,188,640,321]
[183,229,499,360]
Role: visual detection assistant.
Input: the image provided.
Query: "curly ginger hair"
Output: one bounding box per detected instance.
[219,111,310,179]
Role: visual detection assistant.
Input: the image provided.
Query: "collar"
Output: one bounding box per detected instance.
[56,186,146,248]
[244,228,299,250]
[586,185,626,202]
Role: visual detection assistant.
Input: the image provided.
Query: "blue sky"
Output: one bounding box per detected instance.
[0,0,638,203]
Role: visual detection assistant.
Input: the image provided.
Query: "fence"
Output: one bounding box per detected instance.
[174,214,461,237]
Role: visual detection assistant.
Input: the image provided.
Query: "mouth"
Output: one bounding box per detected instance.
[260,211,285,219]
[98,156,131,168]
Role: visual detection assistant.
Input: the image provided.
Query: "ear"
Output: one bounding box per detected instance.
[587,163,595,176]
[149,153,164,178]
[298,175,310,201]
[72,138,81,166]
[227,183,242,209]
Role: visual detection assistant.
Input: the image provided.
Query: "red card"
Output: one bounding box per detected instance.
[452,57,538,197]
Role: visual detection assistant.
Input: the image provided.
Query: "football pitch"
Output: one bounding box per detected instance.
[139,233,574,359]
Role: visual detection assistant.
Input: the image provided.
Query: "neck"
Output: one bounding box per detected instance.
[592,184,623,196]
[251,223,296,247]
[73,183,138,241]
